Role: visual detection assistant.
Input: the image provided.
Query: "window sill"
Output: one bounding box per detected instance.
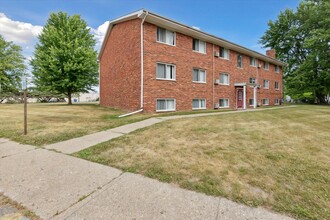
[192,107,207,110]
[156,41,176,47]
[192,81,206,84]
[193,50,207,55]
[219,57,229,61]
[219,106,230,109]
[156,109,176,112]
[156,78,176,82]
[219,83,230,86]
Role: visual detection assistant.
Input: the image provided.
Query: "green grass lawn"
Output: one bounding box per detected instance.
[75,105,330,220]
[0,103,150,146]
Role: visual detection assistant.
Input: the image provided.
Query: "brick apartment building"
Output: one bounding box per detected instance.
[99,9,285,113]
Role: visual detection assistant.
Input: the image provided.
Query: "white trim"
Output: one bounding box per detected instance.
[156,98,176,112]
[234,82,247,86]
[140,11,148,108]
[156,62,176,80]
[243,85,246,109]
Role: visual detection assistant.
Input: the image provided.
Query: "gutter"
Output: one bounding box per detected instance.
[140,11,148,109]
[118,109,143,118]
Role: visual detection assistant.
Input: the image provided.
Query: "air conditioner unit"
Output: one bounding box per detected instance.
[257,84,262,88]
[214,51,220,57]
[258,64,261,68]
[214,79,220,85]
[214,103,219,109]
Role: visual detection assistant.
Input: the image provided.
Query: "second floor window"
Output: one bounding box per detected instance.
[157,27,175,45]
[275,81,280,90]
[220,73,229,85]
[264,61,269,70]
[193,68,206,83]
[193,39,206,53]
[156,63,176,80]
[263,80,269,89]
[249,77,256,84]
[275,65,280,73]
[250,57,257,67]
[237,54,243,68]
[219,47,229,59]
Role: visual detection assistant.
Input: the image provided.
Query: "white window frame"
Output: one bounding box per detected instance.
[156,99,176,112]
[219,47,229,60]
[219,98,230,108]
[249,77,256,84]
[263,80,269,89]
[264,61,269,70]
[250,57,257,67]
[192,99,206,110]
[156,63,176,81]
[249,99,254,106]
[237,54,243,68]
[192,68,206,83]
[275,81,280,90]
[274,98,279,105]
[156,27,176,46]
[193,39,206,54]
[262,98,269,106]
[275,65,280,73]
[219,73,230,85]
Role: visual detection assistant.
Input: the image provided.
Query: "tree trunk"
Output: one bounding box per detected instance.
[68,91,72,105]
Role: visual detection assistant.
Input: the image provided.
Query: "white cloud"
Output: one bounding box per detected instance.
[90,21,109,47]
[0,12,42,44]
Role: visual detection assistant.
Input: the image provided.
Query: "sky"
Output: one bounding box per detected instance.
[0,0,300,71]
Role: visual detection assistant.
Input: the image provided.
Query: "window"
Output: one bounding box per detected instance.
[219,98,229,108]
[275,81,279,90]
[250,57,257,67]
[193,39,206,53]
[262,98,269,105]
[192,99,206,110]
[156,99,175,111]
[275,65,280,73]
[274,98,279,105]
[264,61,269,70]
[249,99,254,106]
[220,73,229,85]
[156,63,176,80]
[219,47,229,59]
[237,54,243,68]
[193,68,206,83]
[157,27,175,46]
[263,80,269,89]
[249,77,256,84]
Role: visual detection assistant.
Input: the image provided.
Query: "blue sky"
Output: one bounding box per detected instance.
[0,0,300,62]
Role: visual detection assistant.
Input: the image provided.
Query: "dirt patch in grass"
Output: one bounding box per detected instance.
[76,105,330,220]
[0,103,150,146]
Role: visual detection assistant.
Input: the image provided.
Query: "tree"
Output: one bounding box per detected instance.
[260,0,330,103]
[31,12,98,105]
[0,35,26,94]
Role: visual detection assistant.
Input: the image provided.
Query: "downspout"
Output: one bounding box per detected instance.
[140,11,148,109]
[97,60,100,103]
[212,44,215,109]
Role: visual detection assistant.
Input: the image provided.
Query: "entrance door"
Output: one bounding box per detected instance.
[237,89,243,108]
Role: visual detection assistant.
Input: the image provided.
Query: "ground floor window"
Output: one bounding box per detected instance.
[192,99,206,109]
[219,98,229,108]
[156,99,175,111]
[274,98,279,105]
[249,99,254,106]
[262,98,269,105]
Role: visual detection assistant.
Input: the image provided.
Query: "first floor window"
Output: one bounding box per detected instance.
[249,77,256,84]
[156,99,175,111]
[263,80,269,89]
[192,99,206,109]
[274,98,279,105]
[249,99,254,106]
[156,63,176,80]
[157,27,175,45]
[250,57,257,67]
[220,47,229,59]
[275,81,279,90]
[264,61,269,70]
[219,98,229,108]
[193,39,206,53]
[275,65,280,73]
[220,73,229,85]
[237,54,243,68]
[262,98,269,105]
[193,68,206,83]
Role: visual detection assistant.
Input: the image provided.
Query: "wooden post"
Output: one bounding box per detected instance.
[24,89,27,135]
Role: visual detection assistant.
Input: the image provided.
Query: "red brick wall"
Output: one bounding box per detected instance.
[99,19,141,111]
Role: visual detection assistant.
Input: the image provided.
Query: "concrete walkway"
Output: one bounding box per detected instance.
[44,106,295,154]
[0,139,294,220]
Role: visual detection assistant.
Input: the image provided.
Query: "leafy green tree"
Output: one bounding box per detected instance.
[0,35,26,94]
[31,12,98,104]
[260,0,330,103]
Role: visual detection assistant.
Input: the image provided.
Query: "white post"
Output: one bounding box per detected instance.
[243,85,246,110]
[253,86,257,109]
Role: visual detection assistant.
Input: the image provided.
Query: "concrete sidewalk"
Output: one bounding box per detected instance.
[44,106,295,154]
[0,139,294,220]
